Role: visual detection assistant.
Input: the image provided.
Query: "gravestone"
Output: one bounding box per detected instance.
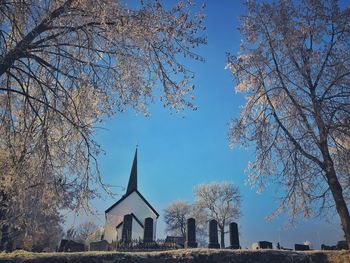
[143,217,154,243]
[31,244,43,252]
[208,219,220,248]
[337,240,349,250]
[294,244,310,251]
[321,244,336,250]
[229,222,240,249]
[185,218,197,248]
[121,214,133,243]
[165,236,185,248]
[89,240,109,251]
[257,241,272,249]
[58,239,85,252]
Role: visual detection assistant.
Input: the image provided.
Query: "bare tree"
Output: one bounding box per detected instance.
[65,227,77,240]
[75,221,98,242]
[227,0,350,247]
[15,212,64,252]
[164,200,191,238]
[0,0,205,249]
[0,148,65,251]
[194,182,241,248]
[163,200,208,247]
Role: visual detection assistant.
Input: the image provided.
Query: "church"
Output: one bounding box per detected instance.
[104,149,159,243]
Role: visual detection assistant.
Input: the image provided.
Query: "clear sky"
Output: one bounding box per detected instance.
[68,0,347,249]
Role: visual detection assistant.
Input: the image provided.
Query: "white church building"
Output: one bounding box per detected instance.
[104,149,159,243]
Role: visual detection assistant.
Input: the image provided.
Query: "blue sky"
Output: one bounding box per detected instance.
[68,0,347,249]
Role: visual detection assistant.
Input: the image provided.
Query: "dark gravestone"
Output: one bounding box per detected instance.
[58,239,85,252]
[143,217,154,243]
[31,244,43,252]
[321,244,336,250]
[165,236,185,248]
[337,240,349,250]
[57,240,68,252]
[121,214,133,243]
[229,222,240,249]
[208,219,220,248]
[89,240,109,251]
[185,218,197,248]
[294,244,310,251]
[258,241,273,249]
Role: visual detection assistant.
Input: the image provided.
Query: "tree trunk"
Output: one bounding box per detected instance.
[311,91,350,249]
[0,192,11,251]
[324,160,350,249]
[219,227,225,248]
[0,224,12,252]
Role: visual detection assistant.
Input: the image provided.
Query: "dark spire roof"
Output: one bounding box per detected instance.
[126,148,137,195]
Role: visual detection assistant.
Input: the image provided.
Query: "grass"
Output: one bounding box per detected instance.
[1,248,349,263]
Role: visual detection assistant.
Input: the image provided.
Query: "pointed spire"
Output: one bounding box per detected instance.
[126,147,137,195]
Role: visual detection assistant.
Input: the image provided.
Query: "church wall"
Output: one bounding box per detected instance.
[131,219,143,240]
[114,219,143,241]
[104,191,158,243]
[116,224,122,242]
[153,219,156,240]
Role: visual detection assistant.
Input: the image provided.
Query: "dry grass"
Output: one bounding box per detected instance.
[0,248,349,263]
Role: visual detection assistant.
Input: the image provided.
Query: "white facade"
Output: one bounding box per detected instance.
[104,191,158,243]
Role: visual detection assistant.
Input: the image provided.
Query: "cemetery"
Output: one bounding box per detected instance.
[50,150,347,254]
[54,216,349,253]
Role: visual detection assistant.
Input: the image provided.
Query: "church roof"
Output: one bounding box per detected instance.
[105,149,159,218]
[105,189,159,218]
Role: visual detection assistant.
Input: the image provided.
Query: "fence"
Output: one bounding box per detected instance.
[114,239,181,251]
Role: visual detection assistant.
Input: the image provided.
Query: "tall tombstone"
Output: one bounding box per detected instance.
[121,214,133,243]
[229,222,240,249]
[143,217,154,243]
[208,219,220,249]
[185,218,197,248]
[294,244,310,251]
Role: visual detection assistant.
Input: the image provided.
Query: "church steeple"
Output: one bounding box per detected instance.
[126,148,137,195]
